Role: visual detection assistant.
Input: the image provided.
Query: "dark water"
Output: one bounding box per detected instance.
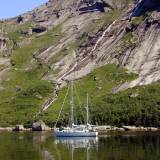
[0,131,160,160]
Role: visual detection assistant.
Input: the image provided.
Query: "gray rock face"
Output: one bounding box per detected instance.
[32,120,51,131]
[1,0,160,93]
[0,37,6,50]
[63,10,160,90]
[79,0,112,13]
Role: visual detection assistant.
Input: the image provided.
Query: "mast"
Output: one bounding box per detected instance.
[70,80,74,127]
[86,146,90,160]
[86,93,89,125]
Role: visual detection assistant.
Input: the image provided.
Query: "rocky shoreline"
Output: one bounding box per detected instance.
[0,124,160,133]
[0,120,52,132]
[93,126,160,134]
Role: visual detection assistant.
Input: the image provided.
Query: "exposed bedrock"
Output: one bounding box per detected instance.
[64,11,160,90]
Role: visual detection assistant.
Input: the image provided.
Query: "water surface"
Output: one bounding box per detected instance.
[0,131,160,160]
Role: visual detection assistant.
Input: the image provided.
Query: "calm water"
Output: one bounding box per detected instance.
[0,131,160,160]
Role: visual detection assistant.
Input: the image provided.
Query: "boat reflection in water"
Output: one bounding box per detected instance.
[54,137,98,160]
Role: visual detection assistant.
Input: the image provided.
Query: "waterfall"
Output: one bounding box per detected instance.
[91,20,116,52]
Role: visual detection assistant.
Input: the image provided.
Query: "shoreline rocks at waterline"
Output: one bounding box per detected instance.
[0,124,159,133]
[0,127,13,131]
[13,125,25,131]
[122,126,159,132]
[32,120,51,131]
[93,125,160,133]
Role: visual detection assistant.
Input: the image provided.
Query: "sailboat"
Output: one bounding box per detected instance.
[54,81,98,137]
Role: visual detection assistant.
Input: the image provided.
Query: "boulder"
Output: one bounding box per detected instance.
[0,127,13,131]
[93,125,111,132]
[110,127,118,131]
[116,127,125,132]
[147,127,159,131]
[136,127,148,131]
[122,126,138,131]
[32,120,51,131]
[14,125,25,131]
[17,16,23,23]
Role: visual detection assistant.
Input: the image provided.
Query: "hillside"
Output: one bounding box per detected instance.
[0,0,160,127]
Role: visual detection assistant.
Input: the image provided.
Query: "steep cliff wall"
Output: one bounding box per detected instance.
[60,1,160,91]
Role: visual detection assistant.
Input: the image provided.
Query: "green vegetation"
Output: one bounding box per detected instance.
[122,32,133,47]
[0,71,53,127]
[91,0,134,33]
[48,42,78,65]
[0,0,159,128]
[92,10,122,33]
[7,22,33,42]
[131,15,145,26]
[40,64,138,126]
[119,32,134,53]
[11,25,62,68]
[0,22,33,50]
[41,64,160,128]
[91,82,160,127]
[1,54,159,128]
[0,64,5,71]
[0,24,63,127]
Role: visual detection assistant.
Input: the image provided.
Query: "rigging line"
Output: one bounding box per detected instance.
[54,84,70,128]
[73,84,85,120]
[74,85,83,114]
[74,84,82,109]
[87,94,93,124]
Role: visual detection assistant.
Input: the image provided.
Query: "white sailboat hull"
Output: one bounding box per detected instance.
[55,130,98,137]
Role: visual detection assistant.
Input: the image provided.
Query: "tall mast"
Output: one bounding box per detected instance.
[70,80,74,127]
[86,93,89,125]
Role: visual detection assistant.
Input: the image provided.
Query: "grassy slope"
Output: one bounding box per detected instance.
[40,64,138,126]
[97,82,160,127]
[41,64,160,127]
[0,23,62,127]
[1,0,159,127]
